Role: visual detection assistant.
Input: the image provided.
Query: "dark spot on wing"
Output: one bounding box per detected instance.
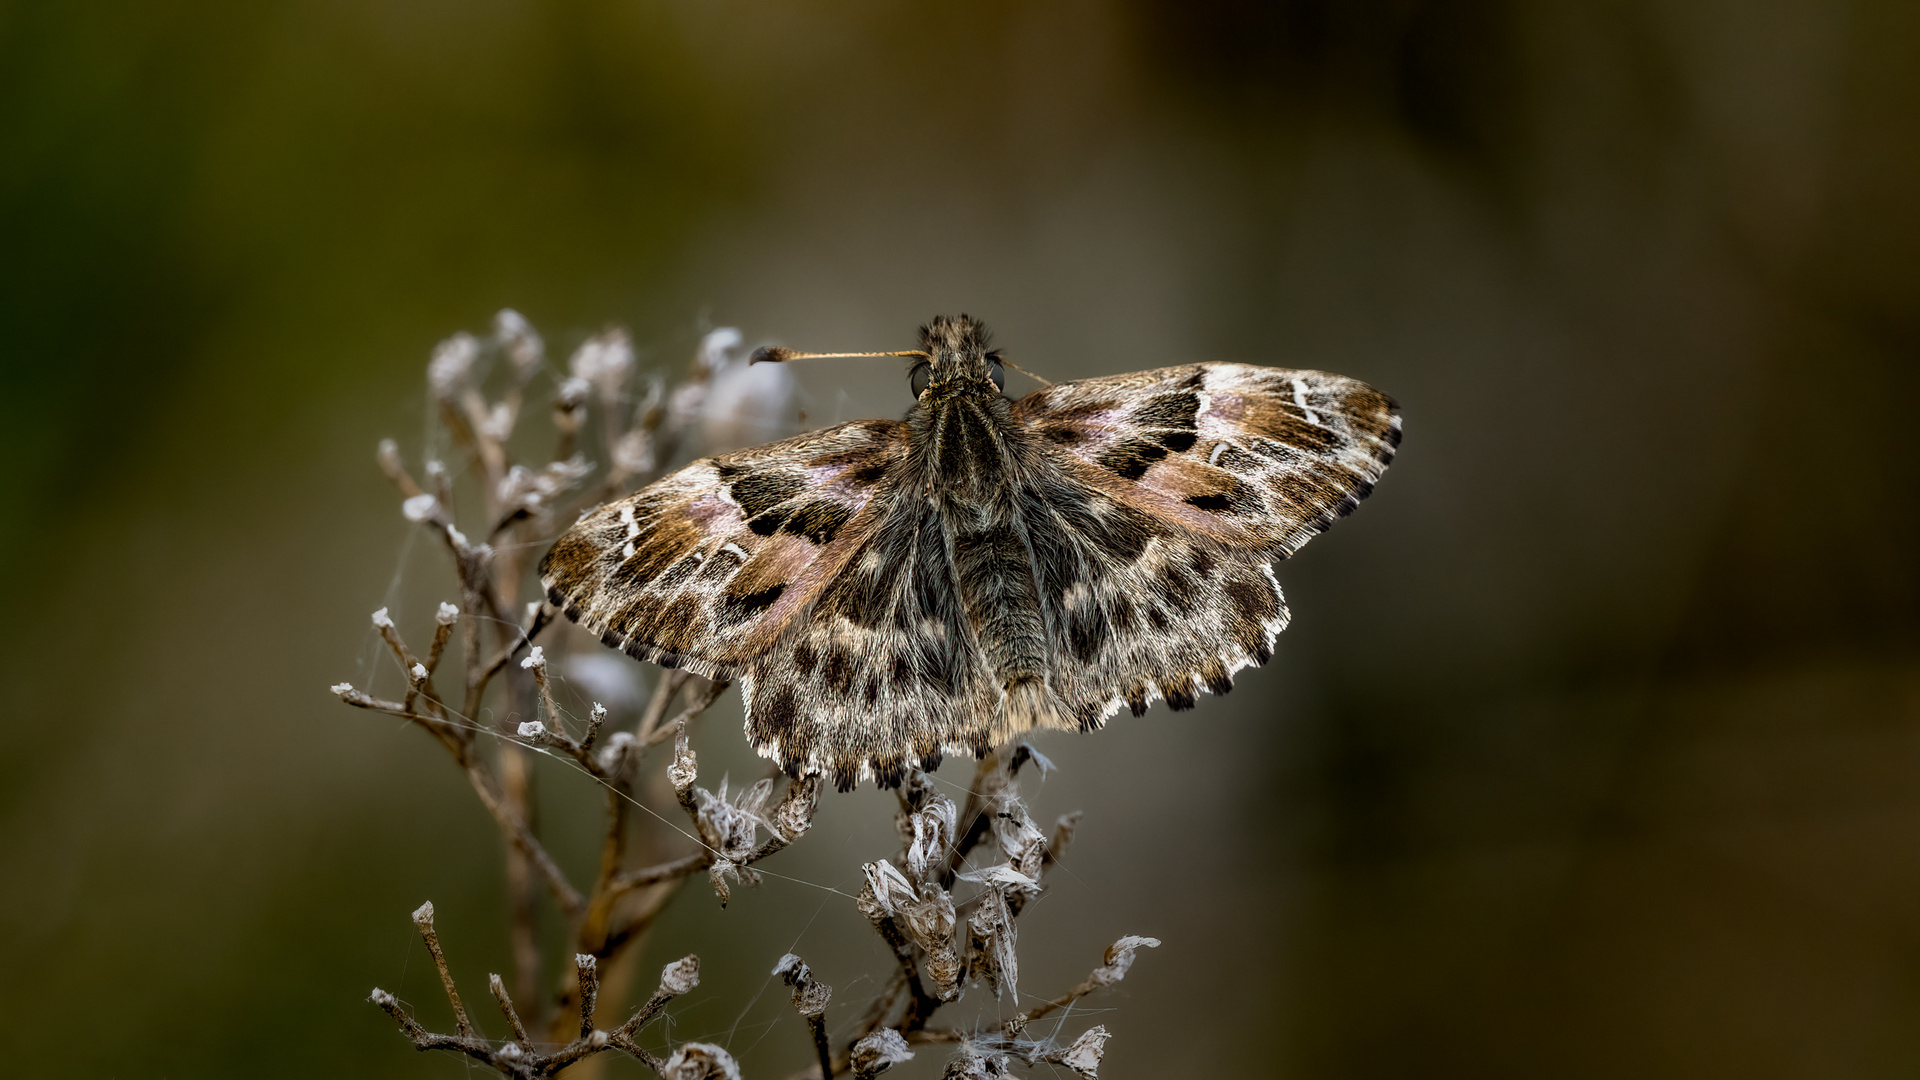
[780,499,852,544]
[1211,444,1262,474]
[1186,493,1233,512]
[1186,547,1217,579]
[722,581,784,623]
[1096,439,1168,481]
[1226,573,1280,623]
[1067,601,1106,664]
[1156,430,1197,454]
[730,471,805,517]
[1160,675,1197,711]
[793,641,819,676]
[1129,392,1200,430]
[1160,561,1201,614]
[822,647,855,694]
[753,686,801,739]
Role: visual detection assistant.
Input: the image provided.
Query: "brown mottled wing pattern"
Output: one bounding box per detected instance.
[1011,363,1400,724]
[740,492,1000,790]
[539,419,903,680]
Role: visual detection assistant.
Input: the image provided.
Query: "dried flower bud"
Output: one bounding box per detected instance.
[520,645,546,673]
[411,901,435,927]
[956,864,1039,894]
[369,987,395,1007]
[658,955,700,996]
[1089,936,1160,988]
[370,607,394,629]
[941,1050,1011,1079]
[772,953,833,1017]
[701,334,797,452]
[569,329,634,402]
[695,783,761,862]
[1050,811,1082,864]
[965,888,1017,1000]
[670,726,697,792]
[409,663,428,682]
[495,308,544,374]
[613,427,656,475]
[662,1042,741,1080]
[556,376,591,410]
[900,884,957,955]
[696,326,743,375]
[859,860,915,921]
[707,859,736,907]
[498,1041,523,1060]
[926,941,966,1002]
[598,731,638,776]
[481,401,514,442]
[770,777,821,842]
[517,721,546,742]
[427,333,478,398]
[402,493,440,523]
[565,652,642,710]
[906,794,957,883]
[851,1028,914,1077]
[330,682,356,697]
[1056,1026,1109,1077]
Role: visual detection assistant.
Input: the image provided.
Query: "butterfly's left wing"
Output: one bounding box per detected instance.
[539,419,904,680]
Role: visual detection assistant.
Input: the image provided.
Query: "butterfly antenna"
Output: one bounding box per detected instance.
[749,347,928,365]
[998,357,1053,387]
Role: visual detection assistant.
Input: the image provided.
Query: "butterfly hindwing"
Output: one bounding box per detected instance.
[539,419,904,679]
[741,494,1006,790]
[1013,469,1291,728]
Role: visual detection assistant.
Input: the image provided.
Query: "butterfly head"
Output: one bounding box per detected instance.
[911,314,1005,399]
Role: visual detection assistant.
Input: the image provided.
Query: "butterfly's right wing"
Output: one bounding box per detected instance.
[1009,363,1400,724]
[540,419,904,680]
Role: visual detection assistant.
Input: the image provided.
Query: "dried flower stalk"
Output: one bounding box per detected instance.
[338,314,1155,1077]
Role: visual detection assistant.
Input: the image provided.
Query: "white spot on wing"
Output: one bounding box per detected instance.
[1207,442,1229,467]
[1291,378,1323,426]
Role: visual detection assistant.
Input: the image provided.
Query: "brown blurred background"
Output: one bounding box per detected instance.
[3,1,1918,1076]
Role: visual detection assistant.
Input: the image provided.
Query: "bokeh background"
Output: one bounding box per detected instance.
[4,1,1918,1076]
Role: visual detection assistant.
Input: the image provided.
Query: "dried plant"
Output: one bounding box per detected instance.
[333,312,1157,1077]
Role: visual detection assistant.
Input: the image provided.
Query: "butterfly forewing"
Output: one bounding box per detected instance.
[539,418,904,679]
[1012,363,1400,556]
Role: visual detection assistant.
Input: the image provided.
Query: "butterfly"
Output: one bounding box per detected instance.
[540,315,1400,790]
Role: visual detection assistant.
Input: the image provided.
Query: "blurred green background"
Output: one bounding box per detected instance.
[3,1,1918,1076]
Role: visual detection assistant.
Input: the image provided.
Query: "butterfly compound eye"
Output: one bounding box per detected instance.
[910,361,931,397]
[989,359,1006,392]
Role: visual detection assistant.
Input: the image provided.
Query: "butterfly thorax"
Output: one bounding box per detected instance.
[894,321,1053,714]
